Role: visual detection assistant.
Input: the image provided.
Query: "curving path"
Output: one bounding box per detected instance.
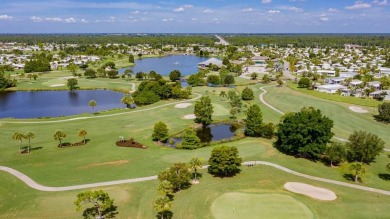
[1,161,390,195]
[0,93,202,124]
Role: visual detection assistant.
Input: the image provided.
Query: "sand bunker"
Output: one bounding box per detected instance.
[183,114,196,119]
[175,103,192,108]
[284,182,337,201]
[50,84,65,87]
[349,106,368,113]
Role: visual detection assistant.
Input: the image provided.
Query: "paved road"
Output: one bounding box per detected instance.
[215,35,229,46]
[1,162,390,195]
[0,93,202,124]
[282,61,296,80]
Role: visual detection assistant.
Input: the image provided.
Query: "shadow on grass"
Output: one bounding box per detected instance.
[156,211,173,219]
[21,146,43,154]
[378,173,390,181]
[343,174,355,182]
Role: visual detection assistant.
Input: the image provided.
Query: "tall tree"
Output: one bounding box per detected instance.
[120,94,134,108]
[79,129,88,144]
[25,132,35,154]
[12,132,26,154]
[157,180,174,197]
[223,74,235,86]
[375,102,390,123]
[169,70,181,81]
[158,162,191,191]
[152,121,169,142]
[74,190,116,219]
[67,78,78,91]
[154,196,172,219]
[54,130,66,147]
[128,54,135,63]
[241,87,254,100]
[208,146,242,177]
[194,96,214,125]
[325,142,347,167]
[244,104,263,137]
[346,131,385,164]
[67,63,78,75]
[88,100,97,110]
[189,157,203,182]
[276,107,334,159]
[181,128,201,150]
[349,162,366,183]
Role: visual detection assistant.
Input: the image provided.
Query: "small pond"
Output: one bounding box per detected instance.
[119,55,209,76]
[167,124,238,147]
[0,90,124,119]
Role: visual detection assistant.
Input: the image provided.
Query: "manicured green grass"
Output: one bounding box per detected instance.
[211,193,314,219]
[287,82,381,108]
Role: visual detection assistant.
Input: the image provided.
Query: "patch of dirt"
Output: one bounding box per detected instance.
[175,103,192,108]
[81,160,129,169]
[284,182,337,201]
[183,114,196,119]
[348,106,368,113]
[50,84,65,87]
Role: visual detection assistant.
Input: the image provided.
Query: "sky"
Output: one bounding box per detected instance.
[0,0,389,33]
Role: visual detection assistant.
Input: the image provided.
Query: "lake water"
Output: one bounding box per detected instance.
[119,55,209,76]
[0,90,124,119]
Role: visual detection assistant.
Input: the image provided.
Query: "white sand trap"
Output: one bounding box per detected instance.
[175,103,192,108]
[183,114,196,119]
[349,106,368,113]
[284,182,337,201]
[50,84,65,87]
[62,76,76,79]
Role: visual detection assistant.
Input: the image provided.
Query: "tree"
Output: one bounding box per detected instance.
[207,74,221,86]
[67,63,78,75]
[88,100,97,110]
[157,180,174,197]
[219,91,227,99]
[12,132,25,154]
[208,146,242,177]
[54,130,66,147]
[120,94,134,108]
[189,157,203,182]
[181,128,201,149]
[79,129,88,144]
[230,107,239,119]
[152,121,169,142]
[129,54,135,63]
[74,190,116,219]
[298,77,311,88]
[84,68,97,78]
[244,104,263,137]
[346,131,385,164]
[158,162,191,191]
[325,142,347,167]
[276,107,334,159]
[375,102,390,123]
[154,196,172,219]
[107,70,118,78]
[223,74,235,86]
[194,96,214,125]
[277,79,284,87]
[262,74,271,84]
[25,132,35,154]
[169,70,181,81]
[349,162,366,183]
[241,87,254,100]
[251,73,258,80]
[67,78,78,91]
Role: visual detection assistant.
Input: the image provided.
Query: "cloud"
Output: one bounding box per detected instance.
[80,19,88,23]
[45,17,62,22]
[0,15,13,20]
[65,17,76,23]
[320,17,329,21]
[268,10,281,14]
[287,7,304,12]
[162,18,174,22]
[345,2,371,10]
[373,0,388,6]
[30,16,43,22]
[262,0,272,3]
[203,9,214,13]
[174,7,185,12]
[328,8,339,13]
[242,8,254,12]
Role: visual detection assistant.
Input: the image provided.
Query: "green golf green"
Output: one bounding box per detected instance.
[211,193,314,219]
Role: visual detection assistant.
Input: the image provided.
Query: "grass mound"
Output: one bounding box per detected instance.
[211,192,313,219]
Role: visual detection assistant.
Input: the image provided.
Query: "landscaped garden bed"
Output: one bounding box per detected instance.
[116,138,147,149]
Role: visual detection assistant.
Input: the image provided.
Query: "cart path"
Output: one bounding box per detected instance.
[258,86,390,152]
[1,161,390,195]
[0,93,201,124]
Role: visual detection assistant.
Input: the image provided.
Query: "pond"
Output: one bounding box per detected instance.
[119,55,209,76]
[0,90,124,119]
[167,124,238,147]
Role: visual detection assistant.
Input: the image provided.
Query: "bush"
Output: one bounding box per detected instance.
[241,87,254,100]
[375,102,390,123]
[134,91,160,105]
[298,77,311,88]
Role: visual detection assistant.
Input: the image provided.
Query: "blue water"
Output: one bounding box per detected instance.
[0,90,125,119]
[119,55,208,76]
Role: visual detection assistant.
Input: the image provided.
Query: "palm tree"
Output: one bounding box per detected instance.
[219,91,227,99]
[79,129,88,144]
[189,157,203,182]
[12,132,26,154]
[25,132,35,154]
[120,95,134,108]
[54,130,66,147]
[88,100,97,110]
